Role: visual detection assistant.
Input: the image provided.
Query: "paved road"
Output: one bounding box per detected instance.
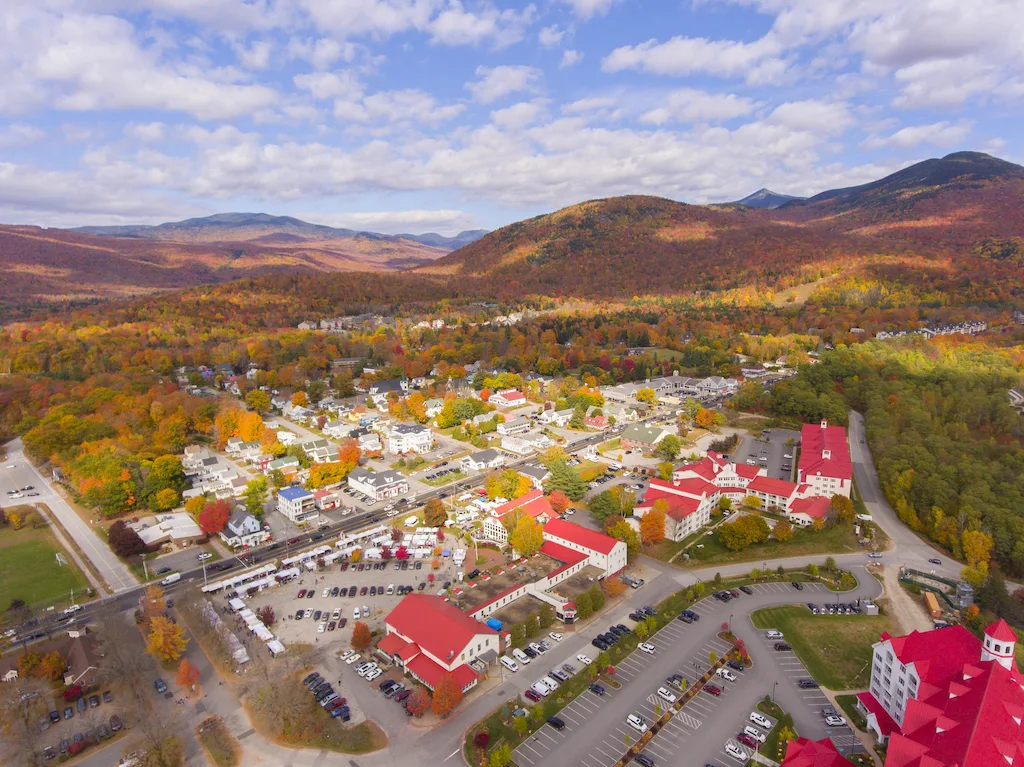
[2,438,137,594]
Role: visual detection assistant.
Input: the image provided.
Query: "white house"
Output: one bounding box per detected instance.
[460,449,505,473]
[539,408,573,427]
[276,486,319,524]
[348,468,409,500]
[518,464,550,489]
[219,510,269,549]
[387,424,433,454]
[489,389,527,408]
[323,421,351,439]
[496,416,531,436]
[542,518,628,578]
[368,379,408,409]
[299,438,333,464]
[481,490,557,544]
[500,436,534,456]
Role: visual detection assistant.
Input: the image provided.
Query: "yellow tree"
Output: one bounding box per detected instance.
[962,530,993,570]
[508,517,544,557]
[773,519,794,542]
[238,411,264,442]
[147,615,188,662]
[635,388,657,406]
[142,584,166,623]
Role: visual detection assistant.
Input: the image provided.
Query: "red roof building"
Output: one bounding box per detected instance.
[481,490,557,545]
[788,496,832,526]
[542,518,627,577]
[635,477,718,541]
[799,420,852,498]
[780,737,849,767]
[858,621,1024,767]
[377,594,501,691]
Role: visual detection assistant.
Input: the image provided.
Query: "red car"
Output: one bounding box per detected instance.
[297,589,306,599]
[524,689,542,702]
[737,733,757,748]
[704,685,722,696]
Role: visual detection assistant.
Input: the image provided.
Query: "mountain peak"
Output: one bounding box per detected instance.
[734,188,806,210]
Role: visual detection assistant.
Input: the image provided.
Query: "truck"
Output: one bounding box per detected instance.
[923,591,941,619]
[160,573,181,586]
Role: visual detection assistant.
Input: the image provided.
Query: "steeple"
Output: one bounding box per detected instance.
[982,619,1017,671]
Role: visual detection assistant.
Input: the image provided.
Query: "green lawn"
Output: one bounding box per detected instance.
[683,520,865,568]
[423,469,467,487]
[0,521,90,609]
[750,606,893,690]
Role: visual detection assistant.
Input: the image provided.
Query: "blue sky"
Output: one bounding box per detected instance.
[0,0,1020,234]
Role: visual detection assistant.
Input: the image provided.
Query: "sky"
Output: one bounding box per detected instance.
[0,0,1021,235]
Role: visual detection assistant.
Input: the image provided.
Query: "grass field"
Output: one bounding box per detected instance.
[681,521,865,568]
[196,716,241,767]
[0,514,90,609]
[750,606,894,690]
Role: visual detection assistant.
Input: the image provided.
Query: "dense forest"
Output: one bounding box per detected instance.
[771,339,1024,575]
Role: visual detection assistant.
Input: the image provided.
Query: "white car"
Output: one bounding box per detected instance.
[726,742,747,760]
[529,642,546,655]
[353,607,361,619]
[322,588,330,598]
[317,622,327,633]
[4,464,15,469]
[638,643,656,654]
[339,649,354,660]
[824,715,846,727]
[576,654,592,666]
[345,654,361,665]
[196,552,213,561]
[332,608,341,620]
[783,453,793,459]
[626,714,648,733]
[656,686,677,703]
[716,668,737,682]
[548,632,563,642]
[365,668,382,682]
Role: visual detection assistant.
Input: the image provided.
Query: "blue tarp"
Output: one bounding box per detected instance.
[486,618,503,631]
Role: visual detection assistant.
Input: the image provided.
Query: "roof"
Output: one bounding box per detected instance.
[349,468,406,487]
[639,487,705,520]
[469,448,501,463]
[519,465,550,480]
[621,424,668,444]
[493,389,525,401]
[395,642,421,662]
[747,475,798,498]
[799,421,853,481]
[780,737,849,767]
[789,496,832,519]
[491,489,554,521]
[377,632,409,657]
[985,619,1017,643]
[540,540,589,568]
[543,518,620,556]
[882,625,982,685]
[886,658,1024,767]
[385,594,497,665]
[278,486,313,501]
[406,653,479,690]
[392,423,429,435]
[855,691,900,736]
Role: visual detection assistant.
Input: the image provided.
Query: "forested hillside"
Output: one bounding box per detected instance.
[771,340,1024,575]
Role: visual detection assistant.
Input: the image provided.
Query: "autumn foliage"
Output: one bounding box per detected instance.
[198,500,231,535]
[430,673,464,718]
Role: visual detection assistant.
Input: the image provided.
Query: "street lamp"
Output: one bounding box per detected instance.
[772,681,778,703]
[729,613,733,633]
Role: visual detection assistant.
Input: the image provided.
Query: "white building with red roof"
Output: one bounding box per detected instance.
[780,737,849,767]
[489,389,526,408]
[798,419,852,498]
[542,518,628,578]
[857,620,1024,767]
[376,594,501,692]
[633,476,720,541]
[481,490,558,545]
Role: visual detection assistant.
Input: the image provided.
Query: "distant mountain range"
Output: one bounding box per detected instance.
[3,151,1023,317]
[732,188,806,209]
[72,212,488,251]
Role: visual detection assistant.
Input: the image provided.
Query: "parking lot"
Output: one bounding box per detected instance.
[732,428,800,482]
[511,579,871,767]
[35,688,130,760]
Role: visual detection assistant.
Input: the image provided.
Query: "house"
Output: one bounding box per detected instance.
[313,489,343,510]
[460,449,505,473]
[225,437,245,454]
[299,438,333,464]
[496,416,531,436]
[276,486,319,524]
[539,408,573,427]
[376,594,500,692]
[388,424,433,454]
[741,365,769,378]
[519,464,551,490]
[696,376,739,396]
[283,403,314,422]
[856,621,1024,767]
[368,379,408,409]
[620,423,672,451]
[276,430,298,446]
[357,432,383,453]
[603,383,643,402]
[481,490,558,544]
[323,420,351,439]
[542,518,627,578]
[219,510,269,549]
[489,389,526,408]
[265,456,300,475]
[133,513,204,547]
[1,632,103,689]
[424,398,444,418]
[633,477,718,541]
[521,431,551,452]
[585,415,609,430]
[604,404,639,423]
[348,468,409,500]
[798,420,852,498]
[500,436,534,456]
[787,496,832,527]
[779,738,848,767]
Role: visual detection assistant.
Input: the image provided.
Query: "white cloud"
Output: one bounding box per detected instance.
[560,50,584,68]
[360,89,465,125]
[124,122,167,143]
[297,0,439,39]
[539,25,565,48]
[235,39,274,70]
[861,120,973,150]
[304,208,478,235]
[428,2,536,49]
[602,34,786,84]
[490,100,546,130]
[287,38,358,70]
[0,123,45,148]
[640,89,758,125]
[767,100,851,136]
[294,70,363,101]
[559,0,620,20]
[465,65,542,103]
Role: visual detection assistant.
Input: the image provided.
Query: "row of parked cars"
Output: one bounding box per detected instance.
[302,671,350,721]
[38,691,122,761]
[713,586,755,603]
[377,679,417,715]
[806,602,862,614]
[723,710,774,760]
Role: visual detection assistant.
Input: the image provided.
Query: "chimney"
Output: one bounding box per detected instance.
[822,449,832,460]
[820,419,828,429]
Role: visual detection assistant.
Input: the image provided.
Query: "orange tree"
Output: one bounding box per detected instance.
[406,687,430,717]
[351,621,372,650]
[639,500,667,545]
[176,658,200,691]
[431,673,463,718]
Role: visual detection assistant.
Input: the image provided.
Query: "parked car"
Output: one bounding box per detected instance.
[704,684,722,696]
[774,642,792,651]
[109,715,123,732]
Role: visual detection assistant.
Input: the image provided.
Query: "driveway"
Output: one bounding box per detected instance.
[2,438,137,594]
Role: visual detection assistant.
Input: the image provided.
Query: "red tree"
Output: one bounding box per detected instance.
[198,500,231,535]
[548,491,571,515]
[380,545,392,560]
[395,545,409,560]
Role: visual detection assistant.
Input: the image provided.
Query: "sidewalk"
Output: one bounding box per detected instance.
[819,688,882,767]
